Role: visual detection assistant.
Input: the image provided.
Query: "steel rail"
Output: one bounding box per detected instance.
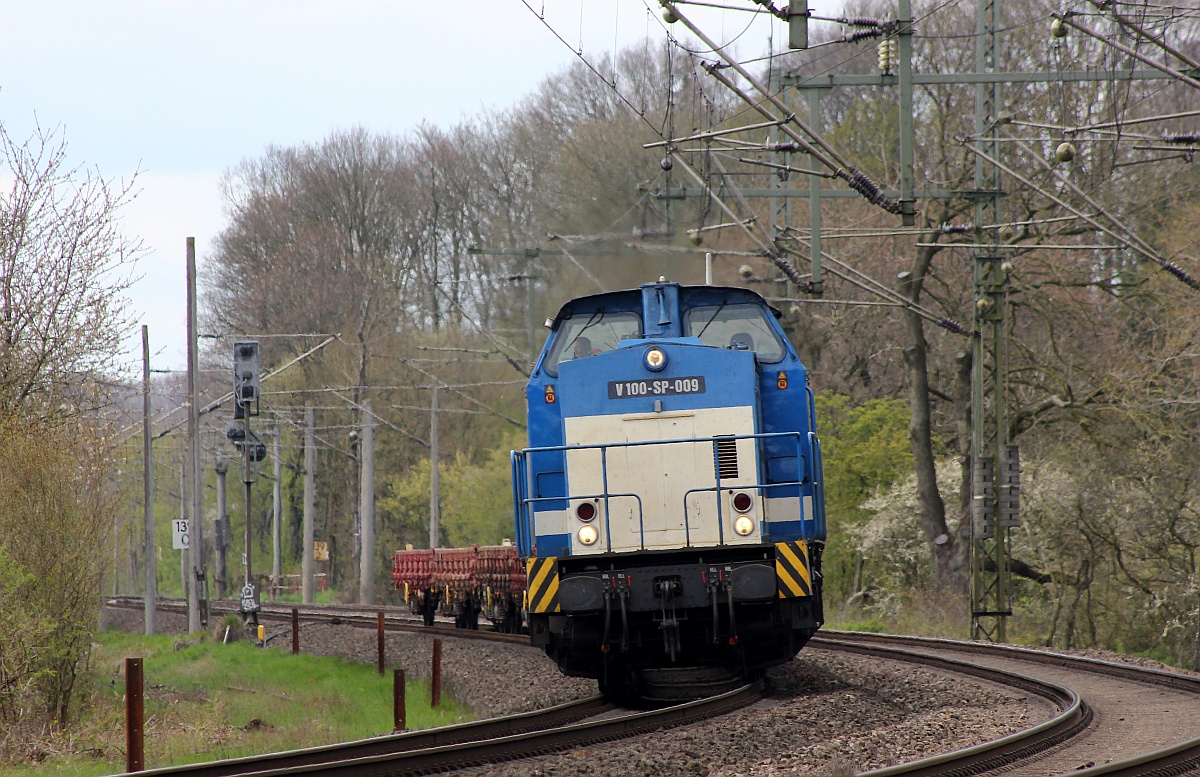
[108,602,1200,775]
[819,631,1200,777]
[811,636,1090,777]
[817,631,1200,694]
[116,683,762,777]
[116,695,610,777]
[104,596,530,646]
[1069,736,1200,777]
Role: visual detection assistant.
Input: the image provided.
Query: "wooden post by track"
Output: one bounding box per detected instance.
[431,638,442,708]
[291,608,299,654]
[377,611,386,675]
[393,668,406,731]
[125,657,144,772]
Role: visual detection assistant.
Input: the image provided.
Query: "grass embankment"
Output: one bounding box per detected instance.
[8,630,471,777]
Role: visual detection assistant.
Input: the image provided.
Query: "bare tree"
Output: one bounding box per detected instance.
[0,122,132,743]
[0,124,142,419]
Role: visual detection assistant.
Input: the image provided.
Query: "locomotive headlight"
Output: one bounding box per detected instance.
[733,515,756,536]
[578,524,599,545]
[644,347,668,371]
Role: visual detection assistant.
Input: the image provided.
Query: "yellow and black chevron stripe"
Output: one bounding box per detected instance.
[526,557,561,613]
[775,540,813,598]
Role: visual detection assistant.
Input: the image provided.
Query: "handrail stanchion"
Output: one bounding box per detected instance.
[713,439,725,545]
[601,446,614,552]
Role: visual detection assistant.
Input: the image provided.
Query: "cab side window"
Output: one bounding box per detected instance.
[544,311,643,375]
[684,304,786,363]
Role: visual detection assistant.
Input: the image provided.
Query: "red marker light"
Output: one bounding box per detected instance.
[732,492,754,512]
[576,502,596,522]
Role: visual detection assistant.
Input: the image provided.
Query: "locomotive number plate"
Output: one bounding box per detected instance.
[607,376,707,399]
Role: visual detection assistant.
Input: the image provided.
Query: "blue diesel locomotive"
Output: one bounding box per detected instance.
[512,280,825,699]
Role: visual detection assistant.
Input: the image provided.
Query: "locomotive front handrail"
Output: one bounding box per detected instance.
[516,431,817,551]
[519,430,805,456]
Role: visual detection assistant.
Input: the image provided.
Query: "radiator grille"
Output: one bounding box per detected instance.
[716,437,739,479]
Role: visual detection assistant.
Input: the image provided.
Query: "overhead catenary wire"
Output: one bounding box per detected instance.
[778,229,969,334]
[399,357,526,429]
[1056,14,1200,92]
[114,334,338,445]
[324,387,429,448]
[964,137,1200,289]
[431,283,530,377]
[1082,0,1200,72]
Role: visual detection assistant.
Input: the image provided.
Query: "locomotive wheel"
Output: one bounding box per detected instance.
[597,665,640,705]
[637,666,743,703]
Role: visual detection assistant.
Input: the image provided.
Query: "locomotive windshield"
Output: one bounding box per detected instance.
[684,303,786,362]
[544,310,642,376]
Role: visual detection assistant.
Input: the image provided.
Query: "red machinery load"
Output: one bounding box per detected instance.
[392,544,527,632]
[477,544,526,594]
[391,548,434,590]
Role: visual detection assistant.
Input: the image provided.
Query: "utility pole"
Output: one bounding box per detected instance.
[272,424,283,599]
[214,456,228,599]
[185,237,204,632]
[968,0,1014,643]
[429,385,440,549]
[302,404,316,604]
[358,402,376,603]
[142,325,156,635]
[242,420,253,589]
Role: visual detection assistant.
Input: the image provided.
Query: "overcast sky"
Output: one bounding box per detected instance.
[2,1,831,372]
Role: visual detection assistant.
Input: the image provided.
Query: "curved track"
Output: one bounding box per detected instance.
[121,683,762,777]
[819,631,1200,777]
[104,600,1200,776]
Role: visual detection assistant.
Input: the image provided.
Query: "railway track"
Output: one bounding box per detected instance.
[120,683,762,777]
[105,595,528,645]
[104,599,1200,776]
[819,631,1200,777]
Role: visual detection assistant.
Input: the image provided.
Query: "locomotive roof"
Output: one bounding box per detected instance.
[548,283,781,330]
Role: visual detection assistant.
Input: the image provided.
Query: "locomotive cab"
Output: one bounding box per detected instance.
[512,281,825,700]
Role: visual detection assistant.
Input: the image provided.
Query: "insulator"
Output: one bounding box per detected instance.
[846,28,883,44]
[1055,142,1076,163]
[878,39,891,71]
[844,169,903,215]
[1166,133,1200,144]
[841,15,883,27]
[1161,260,1200,289]
[1050,17,1068,38]
[936,317,969,336]
[769,255,806,287]
[939,222,972,234]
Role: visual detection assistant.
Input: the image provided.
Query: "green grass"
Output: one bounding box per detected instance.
[3,630,472,776]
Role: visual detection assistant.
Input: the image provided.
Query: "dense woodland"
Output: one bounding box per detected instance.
[3,0,1200,748]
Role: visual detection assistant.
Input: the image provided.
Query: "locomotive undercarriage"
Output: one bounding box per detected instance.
[529,544,822,700]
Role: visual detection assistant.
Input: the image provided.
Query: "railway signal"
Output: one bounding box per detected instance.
[233,340,261,418]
